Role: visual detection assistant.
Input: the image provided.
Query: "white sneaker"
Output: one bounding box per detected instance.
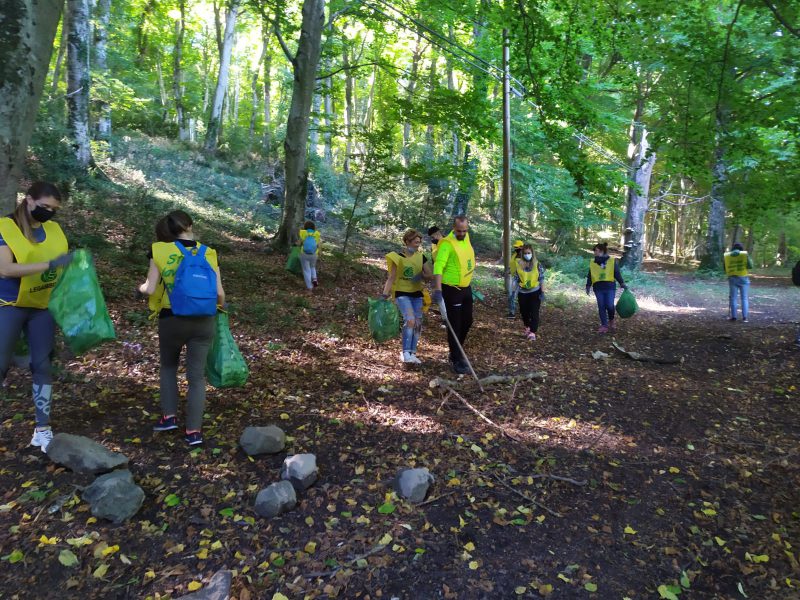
[401,351,411,363]
[407,353,422,364]
[31,427,54,453]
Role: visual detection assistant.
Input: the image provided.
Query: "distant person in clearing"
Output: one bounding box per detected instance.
[381,229,432,364]
[724,242,752,322]
[432,216,476,374]
[585,242,627,334]
[0,182,73,453]
[515,243,545,341]
[507,239,524,318]
[298,220,321,292]
[139,210,225,447]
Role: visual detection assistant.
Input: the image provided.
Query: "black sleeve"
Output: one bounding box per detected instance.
[614,261,625,287]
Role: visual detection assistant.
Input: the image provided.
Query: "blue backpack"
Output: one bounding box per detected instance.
[169,244,218,316]
[302,231,318,255]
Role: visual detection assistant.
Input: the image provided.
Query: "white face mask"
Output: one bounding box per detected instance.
[523,253,533,261]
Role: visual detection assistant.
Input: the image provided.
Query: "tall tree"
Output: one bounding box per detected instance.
[173,0,190,141]
[204,0,242,153]
[94,0,112,138]
[66,0,93,168]
[273,0,326,249]
[0,0,65,212]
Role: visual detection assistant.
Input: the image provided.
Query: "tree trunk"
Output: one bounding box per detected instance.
[700,137,727,270]
[273,0,326,250]
[155,57,169,122]
[620,88,656,269]
[402,32,423,172]
[134,0,156,67]
[66,0,93,168]
[94,0,111,138]
[50,13,69,95]
[173,0,189,141]
[0,0,65,212]
[248,39,267,151]
[204,0,241,153]
[451,144,477,217]
[261,18,272,158]
[777,231,787,265]
[342,47,354,173]
[309,91,321,155]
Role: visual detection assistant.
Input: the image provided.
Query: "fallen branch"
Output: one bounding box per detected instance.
[419,491,456,506]
[439,384,523,441]
[529,472,588,486]
[611,341,682,365]
[430,371,547,389]
[490,473,562,518]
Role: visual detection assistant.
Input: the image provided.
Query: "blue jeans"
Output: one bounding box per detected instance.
[594,287,616,327]
[395,295,423,353]
[728,276,749,319]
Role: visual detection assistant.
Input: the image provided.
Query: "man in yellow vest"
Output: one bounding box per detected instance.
[724,242,752,322]
[507,239,524,318]
[432,216,475,374]
[428,226,443,262]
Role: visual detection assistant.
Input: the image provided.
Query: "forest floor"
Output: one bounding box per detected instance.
[2,142,800,599]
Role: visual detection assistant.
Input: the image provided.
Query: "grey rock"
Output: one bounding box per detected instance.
[254,481,297,518]
[82,469,144,524]
[280,453,318,491]
[394,468,434,503]
[239,425,286,456]
[46,433,128,475]
[174,570,232,600]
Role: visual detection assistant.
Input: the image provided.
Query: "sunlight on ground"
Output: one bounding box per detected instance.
[635,295,707,314]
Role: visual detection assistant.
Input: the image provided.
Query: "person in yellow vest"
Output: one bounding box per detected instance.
[515,244,546,341]
[298,220,321,291]
[0,182,73,452]
[428,226,443,262]
[507,239,525,318]
[585,242,627,334]
[381,229,432,364]
[724,242,752,322]
[432,215,476,374]
[139,210,225,446]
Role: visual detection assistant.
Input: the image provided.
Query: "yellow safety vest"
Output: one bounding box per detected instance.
[148,241,219,314]
[438,232,475,288]
[0,218,68,308]
[386,251,424,294]
[516,259,540,290]
[299,229,321,254]
[723,251,748,277]
[589,257,615,284]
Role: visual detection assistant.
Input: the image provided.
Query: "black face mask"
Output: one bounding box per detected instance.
[30,205,55,223]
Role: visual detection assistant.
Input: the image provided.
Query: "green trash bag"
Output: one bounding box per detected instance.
[616,288,638,319]
[48,249,116,354]
[206,312,249,388]
[471,288,485,303]
[367,297,400,343]
[285,246,302,276]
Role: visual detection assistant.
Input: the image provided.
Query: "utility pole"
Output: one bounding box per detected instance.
[502,29,512,295]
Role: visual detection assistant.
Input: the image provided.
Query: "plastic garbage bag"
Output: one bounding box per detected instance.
[615,288,638,319]
[206,312,249,388]
[48,249,116,354]
[367,297,400,343]
[285,246,302,276]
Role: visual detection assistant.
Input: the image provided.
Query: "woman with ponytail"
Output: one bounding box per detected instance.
[585,242,627,334]
[0,182,73,452]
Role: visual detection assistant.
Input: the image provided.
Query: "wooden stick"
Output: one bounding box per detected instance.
[429,371,547,390]
[490,473,562,518]
[441,383,522,442]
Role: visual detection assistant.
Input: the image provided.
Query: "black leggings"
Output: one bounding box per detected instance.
[442,284,473,361]
[518,290,542,332]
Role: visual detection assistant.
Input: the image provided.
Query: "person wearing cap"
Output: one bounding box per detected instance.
[507,240,524,318]
[724,242,753,322]
[428,226,443,262]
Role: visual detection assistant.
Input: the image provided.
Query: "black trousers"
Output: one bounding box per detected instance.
[518,290,542,332]
[442,284,473,361]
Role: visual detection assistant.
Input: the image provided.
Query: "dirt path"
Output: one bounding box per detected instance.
[1,249,799,599]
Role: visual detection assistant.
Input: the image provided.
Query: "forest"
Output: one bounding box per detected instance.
[1,0,800,598]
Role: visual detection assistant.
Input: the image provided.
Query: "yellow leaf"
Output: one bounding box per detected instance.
[624,525,637,535]
[536,515,546,523]
[196,549,209,560]
[464,542,475,552]
[39,535,59,545]
[86,517,97,524]
[92,564,109,579]
[210,540,223,551]
[272,594,290,600]
[468,561,479,570]
[21,480,35,488]
[514,586,527,595]
[304,541,317,554]
[279,413,289,420]
[459,515,467,527]
[101,544,120,557]
[305,516,314,526]
[538,583,553,596]
[355,465,365,475]
[702,508,717,516]
[715,537,726,547]
[557,573,572,583]
[379,533,392,546]
[187,582,202,592]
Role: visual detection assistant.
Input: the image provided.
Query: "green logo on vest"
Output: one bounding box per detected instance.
[403,266,414,279]
[41,269,57,283]
[467,259,473,271]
